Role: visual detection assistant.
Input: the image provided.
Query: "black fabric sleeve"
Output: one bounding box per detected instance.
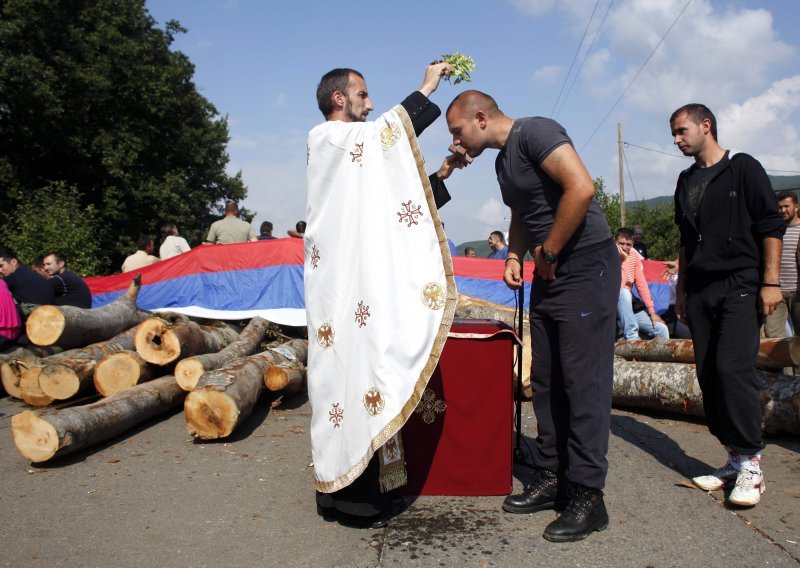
[429,174,451,209]
[738,154,785,240]
[401,91,441,136]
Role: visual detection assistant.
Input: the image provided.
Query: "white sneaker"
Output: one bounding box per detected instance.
[728,468,765,506]
[692,463,738,491]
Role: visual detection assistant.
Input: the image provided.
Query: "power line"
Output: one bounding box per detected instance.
[550,0,601,117]
[623,141,683,158]
[625,141,800,174]
[579,0,693,153]
[555,0,615,118]
[621,143,639,201]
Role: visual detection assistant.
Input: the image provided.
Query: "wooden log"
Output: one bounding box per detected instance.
[264,362,306,396]
[184,338,308,439]
[175,317,272,391]
[135,318,239,366]
[1,345,65,363]
[26,275,149,348]
[3,347,83,400]
[612,360,800,435]
[19,367,54,407]
[93,350,155,397]
[38,327,139,400]
[614,337,800,369]
[11,376,186,463]
[455,293,523,331]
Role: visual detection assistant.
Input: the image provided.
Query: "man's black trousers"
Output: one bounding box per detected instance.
[685,267,764,455]
[529,239,620,490]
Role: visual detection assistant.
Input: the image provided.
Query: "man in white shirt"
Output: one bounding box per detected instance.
[159,223,191,260]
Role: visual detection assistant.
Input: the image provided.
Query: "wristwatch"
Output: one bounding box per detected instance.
[542,248,558,264]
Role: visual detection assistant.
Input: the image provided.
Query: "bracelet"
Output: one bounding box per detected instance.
[760,283,781,288]
[505,257,521,265]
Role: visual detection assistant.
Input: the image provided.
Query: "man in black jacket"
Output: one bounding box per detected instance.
[670,103,783,507]
[0,246,55,315]
[43,252,92,309]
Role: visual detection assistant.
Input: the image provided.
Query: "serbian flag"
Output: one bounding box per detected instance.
[86,239,671,322]
[86,238,306,326]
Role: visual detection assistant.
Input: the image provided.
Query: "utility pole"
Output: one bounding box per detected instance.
[618,122,626,227]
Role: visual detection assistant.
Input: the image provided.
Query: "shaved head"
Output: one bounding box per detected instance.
[446,90,501,118]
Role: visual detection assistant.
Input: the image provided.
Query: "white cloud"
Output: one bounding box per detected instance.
[532,65,562,84]
[477,198,510,228]
[720,75,800,173]
[507,0,557,17]
[274,93,288,108]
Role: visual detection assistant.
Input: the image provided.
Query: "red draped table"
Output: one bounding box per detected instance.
[400,319,516,496]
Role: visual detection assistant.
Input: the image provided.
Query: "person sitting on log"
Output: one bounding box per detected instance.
[43,252,92,309]
[30,256,49,279]
[0,246,55,318]
[122,235,160,273]
[159,223,191,260]
[615,228,668,341]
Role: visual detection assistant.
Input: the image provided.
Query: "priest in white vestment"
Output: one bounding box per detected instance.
[305,62,468,527]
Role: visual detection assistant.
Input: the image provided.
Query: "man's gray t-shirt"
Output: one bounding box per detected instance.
[495,117,611,258]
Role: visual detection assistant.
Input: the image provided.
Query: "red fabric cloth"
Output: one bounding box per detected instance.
[399,319,515,496]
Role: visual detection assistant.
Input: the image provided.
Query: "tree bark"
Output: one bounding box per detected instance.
[1,345,65,363]
[2,348,82,400]
[93,350,155,397]
[614,337,800,369]
[38,327,139,400]
[135,318,239,366]
[184,338,308,440]
[455,293,524,331]
[612,359,800,436]
[26,275,149,348]
[11,376,186,463]
[175,317,272,391]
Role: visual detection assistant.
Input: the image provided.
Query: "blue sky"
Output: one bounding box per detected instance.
[146,0,800,247]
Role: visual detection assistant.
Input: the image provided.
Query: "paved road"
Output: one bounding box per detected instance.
[1,394,797,567]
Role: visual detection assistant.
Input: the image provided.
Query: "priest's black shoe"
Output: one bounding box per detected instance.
[502,468,566,514]
[543,483,608,542]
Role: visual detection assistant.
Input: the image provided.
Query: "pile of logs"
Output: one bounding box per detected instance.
[4,276,310,463]
[614,338,800,436]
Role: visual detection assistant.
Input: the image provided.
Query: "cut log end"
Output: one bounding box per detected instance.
[184,390,240,440]
[25,305,67,347]
[135,319,182,365]
[11,411,59,462]
[94,351,150,397]
[20,368,54,407]
[39,364,81,400]
[175,359,206,392]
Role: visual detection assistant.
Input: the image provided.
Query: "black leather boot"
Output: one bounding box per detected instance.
[502,468,566,514]
[543,483,609,542]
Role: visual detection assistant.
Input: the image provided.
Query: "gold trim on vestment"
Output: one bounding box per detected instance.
[314,105,457,493]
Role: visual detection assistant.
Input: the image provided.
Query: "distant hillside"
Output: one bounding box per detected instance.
[628,174,800,209]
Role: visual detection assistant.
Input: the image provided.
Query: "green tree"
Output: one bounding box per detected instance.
[626,201,681,261]
[593,177,621,231]
[0,0,246,271]
[1,183,104,276]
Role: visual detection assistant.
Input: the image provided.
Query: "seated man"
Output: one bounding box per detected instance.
[159,223,191,260]
[258,221,277,240]
[0,246,55,315]
[205,201,257,244]
[615,228,668,340]
[43,252,92,308]
[122,235,160,273]
[287,220,307,239]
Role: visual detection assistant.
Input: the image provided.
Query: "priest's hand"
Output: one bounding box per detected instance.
[419,61,453,97]
[436,144,473,180]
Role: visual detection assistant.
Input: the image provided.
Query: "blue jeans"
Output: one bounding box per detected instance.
[617,288,669,340]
